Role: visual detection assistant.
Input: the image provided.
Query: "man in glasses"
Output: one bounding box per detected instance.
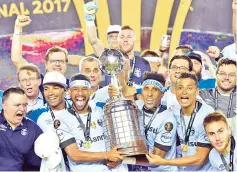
[199,58,237,135]
[161,55,193,112]
[17,64,44,112]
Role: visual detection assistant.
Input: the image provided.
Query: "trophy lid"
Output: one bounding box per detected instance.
[99,49,124,76]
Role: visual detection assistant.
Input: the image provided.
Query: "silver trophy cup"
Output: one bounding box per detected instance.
[99,49,148,156]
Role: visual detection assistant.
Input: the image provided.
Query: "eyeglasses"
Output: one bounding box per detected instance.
[217,72,237,78]
[48,59,66,64]
[171,65,189,72]
[19,77,39,84]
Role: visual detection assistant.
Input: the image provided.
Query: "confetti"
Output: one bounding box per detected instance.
[27,71,31,76]
[189,6,194,11]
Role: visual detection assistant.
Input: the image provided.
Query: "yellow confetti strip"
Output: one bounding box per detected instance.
[27,71,31,76]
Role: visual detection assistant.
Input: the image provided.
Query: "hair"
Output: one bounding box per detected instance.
[2,87,25,103]
[141,49,160,58]
[70,73,91,83]
[79,56,101,72]
[175,45,193,54]
[121,25,134,32]
[17,64,41,79]
[216,58,237,74]
[177,73,198,86]
[143,72,166,86]
[203,111,228,129]
[45,46,68,62]
[169,55,193,71]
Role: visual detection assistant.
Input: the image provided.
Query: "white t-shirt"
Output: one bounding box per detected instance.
[209,137,237,171]
[173,102,214,171]
[136,100,177,171]
[36,107,127,172]
[222,43,237,60]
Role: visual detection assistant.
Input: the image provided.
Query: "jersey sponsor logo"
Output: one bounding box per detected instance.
[78,135,105,148]
[45,119,53,125]
[161,132,172,143]
[0,124,7,131]
[180,140,198,147]
[21,128,28,136]
[134,68,142,78]
[148,126,159,134]
[97,119,103,127]
[164,122,173,132]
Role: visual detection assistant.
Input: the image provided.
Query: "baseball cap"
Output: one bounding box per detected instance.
[43,71,67,88]
[106,25,121,35]
[34,132,61,169]
[187,52,202,65]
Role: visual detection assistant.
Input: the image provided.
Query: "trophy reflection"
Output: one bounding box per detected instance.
[99,49,148,156]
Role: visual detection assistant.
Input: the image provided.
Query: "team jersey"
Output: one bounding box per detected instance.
[173,101,214,171]
[104,56,151,86]
[136,100,177,171]
[209,137,237,171]
[27,106,127,172]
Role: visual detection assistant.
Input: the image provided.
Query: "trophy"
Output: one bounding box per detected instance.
[99,49,148,156]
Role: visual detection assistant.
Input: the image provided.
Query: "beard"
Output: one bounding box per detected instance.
[195,71,202,81]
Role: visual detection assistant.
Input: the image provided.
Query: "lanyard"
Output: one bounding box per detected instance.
[180,101,202,144]
[143,105,167,138]
[127,56,136,86]
[220,136,235,171]
[68,106,92,141]
[215,89,234,118]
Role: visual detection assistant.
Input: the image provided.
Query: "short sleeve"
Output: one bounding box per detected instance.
[154,115,177,152]
[197,123,212,148]
[55,119,76,149]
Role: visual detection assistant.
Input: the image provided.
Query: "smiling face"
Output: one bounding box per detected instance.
[45,51,67,74]
[2,93,27,128]
[176,78,199,108]
[216,64,236,94]
[43,84,65,110]
[18,70,41,99]
[205,121,231,154]
[69,86,91,113]
[142,84,164,109]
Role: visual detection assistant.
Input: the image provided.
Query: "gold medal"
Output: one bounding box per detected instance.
[182,144,188,152]
[83,141,92,149]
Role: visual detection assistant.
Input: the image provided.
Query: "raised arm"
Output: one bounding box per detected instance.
[84,1,105,57]
[11,15,31,70]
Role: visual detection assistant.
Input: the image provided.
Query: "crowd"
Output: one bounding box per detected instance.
[0,0,236,171]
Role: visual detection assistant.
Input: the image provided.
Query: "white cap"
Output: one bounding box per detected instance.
[34,132,62,169]
[106,25,121,35]
[43,71,67,88]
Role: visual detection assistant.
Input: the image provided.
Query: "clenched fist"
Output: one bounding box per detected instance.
[15,15,31,29]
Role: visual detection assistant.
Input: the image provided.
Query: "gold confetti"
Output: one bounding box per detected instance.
[27,71,31,76]
[189,6,194,11]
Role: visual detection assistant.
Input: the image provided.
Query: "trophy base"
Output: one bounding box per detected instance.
[118,140,148,157]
